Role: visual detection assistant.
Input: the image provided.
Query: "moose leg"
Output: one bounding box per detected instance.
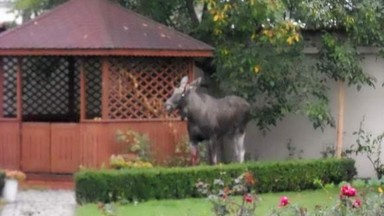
[190,142,199,166]
[207,138,219,165]
[234,132,246,163]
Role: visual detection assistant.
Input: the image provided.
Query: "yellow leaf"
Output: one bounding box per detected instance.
[379,187,383,194]
[251,33,256,40]
[224,3,232,11]
[253,65,261,74]
[293,33,300,42]
[214,28,222,35]
[213,14,220,22]
[287,36,294,45]
[263,30,273,38]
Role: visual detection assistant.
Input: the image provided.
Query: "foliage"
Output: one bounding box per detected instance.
[115,129,152,162]
[317,33,375,89]
[4,170,26,182]
[196,171,257,216]
[269,180,384,215]
[109,155,153,170]
[11,0,384,129]
[75,159,356,203]
[162,135,191,167]
[163,135,209,167]
[321,145,351,159]
[286,139,303,160]
[348,118,384,179]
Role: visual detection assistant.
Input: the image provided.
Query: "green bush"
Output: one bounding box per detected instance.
[75,159,356,204]
[0,169,5,193]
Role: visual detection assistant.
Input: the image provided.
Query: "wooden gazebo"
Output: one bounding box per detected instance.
[0,0,213,174]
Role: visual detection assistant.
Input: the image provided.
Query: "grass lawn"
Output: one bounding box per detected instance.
[76,188,340,216]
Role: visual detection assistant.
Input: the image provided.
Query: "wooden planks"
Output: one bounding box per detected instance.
[0,120,186,174]
[0,121,20,169]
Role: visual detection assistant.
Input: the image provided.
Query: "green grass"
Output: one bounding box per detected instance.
[76,188,340,216]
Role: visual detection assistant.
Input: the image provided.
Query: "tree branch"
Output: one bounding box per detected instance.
[186,0,200,27]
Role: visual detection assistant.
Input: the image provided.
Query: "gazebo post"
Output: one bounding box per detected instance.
[67,57,76,119]
[79,58,86,121]
[101,57,109,120]
[0,57,3,118]
[16,58,22,120]
[16,57,22,171]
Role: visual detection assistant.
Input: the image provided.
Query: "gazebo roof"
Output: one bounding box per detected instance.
[0,0,213,57]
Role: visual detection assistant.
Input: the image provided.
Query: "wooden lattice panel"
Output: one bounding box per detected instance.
[2,57,17,118]
[21,56,80,122]
[108,57,191,119]
[84,58,102,119]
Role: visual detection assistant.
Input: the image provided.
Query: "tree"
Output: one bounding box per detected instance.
[10,0,382,138]
[201,0,380,157]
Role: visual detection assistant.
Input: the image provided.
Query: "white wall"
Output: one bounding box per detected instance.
[245,54,384,178]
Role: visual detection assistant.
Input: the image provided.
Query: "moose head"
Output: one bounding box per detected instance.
[164,76,202,113]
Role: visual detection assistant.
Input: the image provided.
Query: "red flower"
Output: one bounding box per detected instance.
[279,196,289,207]
[352,198,362,208]
[219,190,228,200]
[243,172,256,186]
[348,187,357,197]
[244,194,253,203]
[340,184,357,197]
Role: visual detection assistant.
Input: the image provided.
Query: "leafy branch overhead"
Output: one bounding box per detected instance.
[11,0,384,130]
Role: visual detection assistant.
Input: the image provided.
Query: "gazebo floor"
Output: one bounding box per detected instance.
[21,173,74,190]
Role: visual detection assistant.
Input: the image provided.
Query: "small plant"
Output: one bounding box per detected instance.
[4,170,26,182]
[196,171,257,216]
[109,154,153,169]
[109,155,128,169]
[321,144,351,159]
[286,139,303,160]
[97,202,117,216]
[115,129,152,162]
[163,135,209,167]
[349,118,384,179]
[163,135,191,167]
[321,145,336,158]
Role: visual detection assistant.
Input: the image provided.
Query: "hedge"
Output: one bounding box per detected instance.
[75,158,356,203]
[0,170,4,193]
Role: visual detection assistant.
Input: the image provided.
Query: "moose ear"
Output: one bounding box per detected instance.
[189,77,202,87]
[179,76,189,89]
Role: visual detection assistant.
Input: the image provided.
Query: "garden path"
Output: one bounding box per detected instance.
[1,190,75,216]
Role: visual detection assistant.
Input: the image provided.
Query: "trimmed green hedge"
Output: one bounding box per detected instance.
[0,170,4,193]
[75,159,356,203]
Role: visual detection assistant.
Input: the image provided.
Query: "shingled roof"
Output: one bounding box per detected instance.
[0,0,213,57]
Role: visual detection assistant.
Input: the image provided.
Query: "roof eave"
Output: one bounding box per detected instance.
[0,48,214,57]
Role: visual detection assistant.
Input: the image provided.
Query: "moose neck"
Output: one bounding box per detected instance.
[182,88,213,121]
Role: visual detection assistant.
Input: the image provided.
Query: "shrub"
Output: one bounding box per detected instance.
[196,171,258,216]
[75,158,356,204]
[109,155,153,169]
[115,129,152,162]
[0,169,4,192]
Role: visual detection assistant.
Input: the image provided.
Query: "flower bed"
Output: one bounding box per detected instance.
[75,158,356,203]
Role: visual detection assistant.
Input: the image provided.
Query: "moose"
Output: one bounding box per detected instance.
[165,76,251,165]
